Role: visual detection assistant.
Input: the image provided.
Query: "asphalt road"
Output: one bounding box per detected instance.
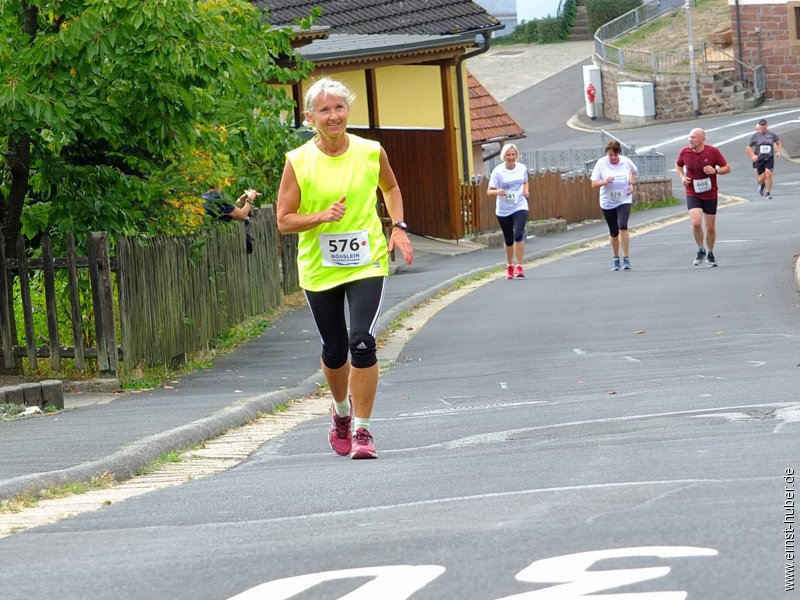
[1,109,799,599]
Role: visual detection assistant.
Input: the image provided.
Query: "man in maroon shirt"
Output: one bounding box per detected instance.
[675,128,731,267]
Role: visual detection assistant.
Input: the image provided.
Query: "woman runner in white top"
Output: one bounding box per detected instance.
[488,143,530,279]
[591,140,638,271]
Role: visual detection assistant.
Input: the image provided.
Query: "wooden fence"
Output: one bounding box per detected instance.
[460,170,602,236]
[0,231,118,376]
[0,206,300,377]
[460,170,672,237]
[117,206,292,368]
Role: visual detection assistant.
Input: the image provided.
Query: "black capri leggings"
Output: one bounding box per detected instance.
[304,276,386,370]
[496,209,529,246]
[602,204,631,237]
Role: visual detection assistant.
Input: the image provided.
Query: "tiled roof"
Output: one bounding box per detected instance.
[255,0,501,35]
[468,72,524,144]
[292,33,476,66]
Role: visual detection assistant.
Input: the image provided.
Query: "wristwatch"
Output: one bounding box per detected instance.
[392,221,408,231]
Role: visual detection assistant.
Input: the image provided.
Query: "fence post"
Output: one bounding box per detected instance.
[0,232,14,369]
[42,236,62,371]
[88,232,118,376]
[15,235,37,370]
[66,234,85,370]
[280,233,299,295]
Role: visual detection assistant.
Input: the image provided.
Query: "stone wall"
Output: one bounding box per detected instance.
[633,178,673,204]
[598,59,734,122]
[733,4,800,100]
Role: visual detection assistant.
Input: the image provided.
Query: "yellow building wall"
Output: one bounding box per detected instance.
[374,66,444,128]
[280,64,474,181]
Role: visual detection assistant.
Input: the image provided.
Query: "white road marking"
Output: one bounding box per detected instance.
[622,356,641,363]
[398,402,800,451]
[227,565,446,600]
[638,109,800,152]
[504,546,718,600]
[228,546,720,600]
[398,400,547,418]
[573,348,587,355]
[690,404,800,434]
[774,405,800,434]
[246,477,771,525]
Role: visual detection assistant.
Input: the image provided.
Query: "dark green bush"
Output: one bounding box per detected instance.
[560,0,578,37]
[525,19,539,43]
[586,0,642,36]
[493,21,527,45]
[537,17,563,43]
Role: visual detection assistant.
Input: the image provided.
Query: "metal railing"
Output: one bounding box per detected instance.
[583,152,668,181]
[594,0,684,51]
[485,148,606,175]
[600,130,635,155]
[701,43,766,97]
[484,133,667,181]
[594,0,765,99]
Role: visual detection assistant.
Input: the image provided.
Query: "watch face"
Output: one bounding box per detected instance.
[395,221,408,230]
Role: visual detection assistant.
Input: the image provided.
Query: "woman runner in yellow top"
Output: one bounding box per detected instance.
[277,78,413,459]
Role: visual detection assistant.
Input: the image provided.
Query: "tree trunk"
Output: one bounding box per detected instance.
[1,135,32,260]
[1,3,39,259]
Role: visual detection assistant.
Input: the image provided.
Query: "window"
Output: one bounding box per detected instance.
[789,2,800,45]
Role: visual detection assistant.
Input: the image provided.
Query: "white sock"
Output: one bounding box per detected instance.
[353,417,370,432]
[334,397,351,418]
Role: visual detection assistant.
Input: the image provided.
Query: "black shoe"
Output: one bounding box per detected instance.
[705,252,717,267]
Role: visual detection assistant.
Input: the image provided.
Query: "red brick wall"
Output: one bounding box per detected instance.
[732,4,800,100]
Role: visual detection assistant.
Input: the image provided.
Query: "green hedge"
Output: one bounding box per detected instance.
[493,0,586,45]
[560,0,578,37]
[525,19,539,43]
[586,0,643,36]
[537,17,563,43]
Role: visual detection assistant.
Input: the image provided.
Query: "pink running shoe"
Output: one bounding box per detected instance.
[328,401,352,456]
[506,265,514,280]
[351,428,377,459]
[515,265,524,278]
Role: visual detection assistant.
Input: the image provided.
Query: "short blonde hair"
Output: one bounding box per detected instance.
[303,78,356,114]
[500,143,519,160]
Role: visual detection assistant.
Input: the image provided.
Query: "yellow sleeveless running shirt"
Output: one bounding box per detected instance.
[286,133,389,291]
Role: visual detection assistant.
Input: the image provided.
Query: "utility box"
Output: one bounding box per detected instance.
[617,81,655,126]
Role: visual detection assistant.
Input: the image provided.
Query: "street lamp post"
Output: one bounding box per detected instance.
[686,0,700,117]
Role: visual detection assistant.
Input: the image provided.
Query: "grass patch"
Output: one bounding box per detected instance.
[614,13,680,48]
[135,450,184,476]
[0,403,25,421]
[614,0,728,51]
[39,472,116,500]
[633,196,681,212]
[0,471,117,513]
